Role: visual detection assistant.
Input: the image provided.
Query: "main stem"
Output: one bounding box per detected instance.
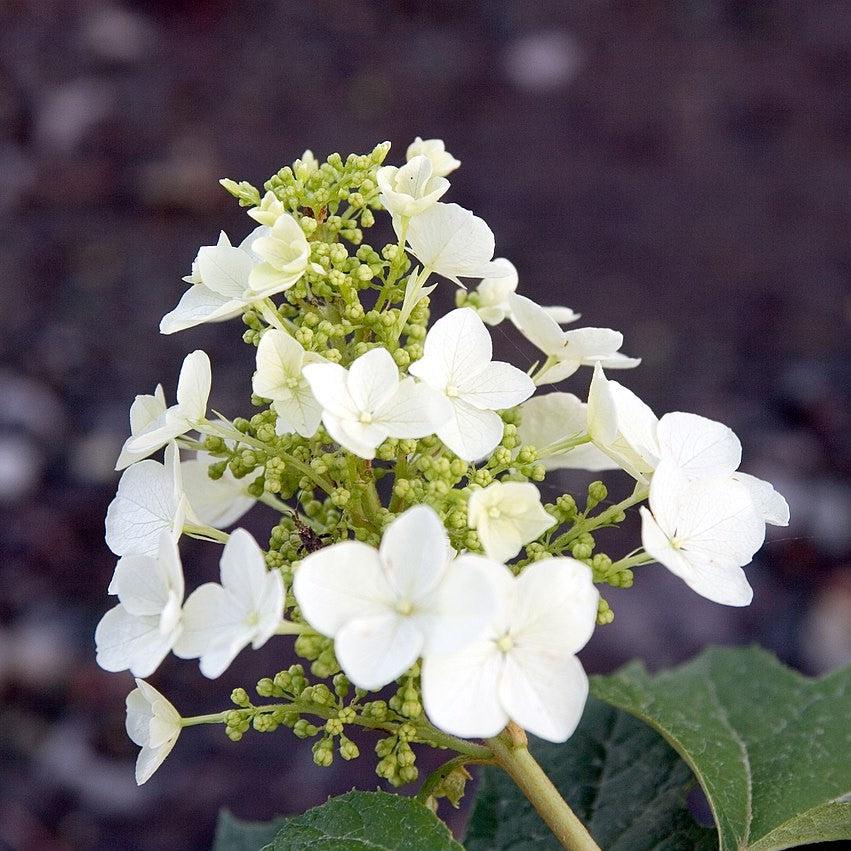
[487,727,601,851]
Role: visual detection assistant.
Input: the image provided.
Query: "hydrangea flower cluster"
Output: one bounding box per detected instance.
[96,139,787,789]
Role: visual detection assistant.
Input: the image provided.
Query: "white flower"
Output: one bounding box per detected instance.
[587,364,660,483]
[510,293,640,384]
[252,329,325,438]
[467,482,556,562]
[124,350,211,457]
[377,156,449,219]
[518,393,617,472]
[293,505,498,691]
[95,533,184,677]
[408,308,534,460]
[160,232,258,334]
[173,529,284,678]
[640,460,765,606]
[105,443,188,557]
[303,347,451,460]
[246,213,311,296]
[403,203,506,285]
[125,679,182,785]
[422,557,598,742]
[406,137,460,177]
[474,261,579,328]
[295,149,318,177]
[180,452,256,529]
[115,384,167,470]
[247,190,287,227]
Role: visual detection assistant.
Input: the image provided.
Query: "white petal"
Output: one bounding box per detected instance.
[196,240,254,298]
[543,306,580,324]
[535,358,581,385]
[252,329,306,399]
[421,641,507,738]
[135,741,177,786]
[181,457,255,528]
[272,391,323,438]
[175,350,211,422]
[302,363,358,420]
[409,308,492,390]
[293,541,392,637]
[508,293,565,355]
[109,554,164,615]
[565,327,623,357]
[335,613,424,691]
[405,203,495,281]
[733,472,790,526]
[125,687,153,747]
[417,553,502,656]
[159,284,244,335]
[459,361,535,411]
[322,412,382,459]
[657,412,742,480]
[219,528,281,618]
[592,351,641,369]
[95,605,176,677]
[379,506,450,602]
[437,400,504,461]
[500,650,588,742]
[374,379,451,439]
[346,348,400,413]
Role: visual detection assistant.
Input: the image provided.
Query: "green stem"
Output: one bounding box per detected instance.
[412,720,493,760]
[554,485,649,550]
[374,217,410,311]
[183,523,230,544]
[488,729,600,851]
[181,711,229,727]
[275,620,311,636]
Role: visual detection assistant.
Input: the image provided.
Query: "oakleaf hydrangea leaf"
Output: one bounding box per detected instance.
[465,696,715,850]
[591,646,851,850]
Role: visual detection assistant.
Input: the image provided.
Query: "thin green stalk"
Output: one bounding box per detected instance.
[554,485,649,550]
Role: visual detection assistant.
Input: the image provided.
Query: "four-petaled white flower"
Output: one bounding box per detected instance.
[123,350,211,458]
[518,393,617,472]
[115,384,166,470]
[403,203,508,285]
[422,557,598,742]
[377,156,449,219]
[95,532,184,677]
[510,293,640,384]
[409,308,534,460]
[247,190,287,227]
[406,137,460,177]
[105,443,188,557]
[640,460,765,606]
[474,261,579,328]
[174,529,284,678]
[303,347,451,460]
[252,329,325,438]
[467,482,556,563]
[180,452,256,529]
[125,679,182,785]
[293,506,499,691]
[246,213,311,296]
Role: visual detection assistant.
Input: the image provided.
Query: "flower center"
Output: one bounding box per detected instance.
[445,384,459,398]
[245,611,260,627]
[359,411,373,424]
[496,633,514,653]
[487,505,502,519]
[286,376,300,390]
[395,599,414,616]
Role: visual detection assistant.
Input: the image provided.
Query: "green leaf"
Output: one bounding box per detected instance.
[212,810,288,851]
[465,696,715,850]
[592,645,851,850]
[263,790,463,850]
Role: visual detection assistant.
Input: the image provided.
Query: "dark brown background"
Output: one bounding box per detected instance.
[1,1,849,849]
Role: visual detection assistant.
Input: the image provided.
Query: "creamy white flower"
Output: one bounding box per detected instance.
[405,137,460,177]
[124,350,211,456]
[180,452,255,529]
[468,482,556,562]
[640,460,765,606]
[474,261,579,328]
[303,347,451,460]
[510,293,640,384]
[422,557,598,742]
[246,212,310,296]
[174,529,284,678]
[377,156,449,219]
[518,392,617,472]
[115,384,167,470]
[408,308,534,460]
[95,533,184,677]
[247,190,287,227]
[293,505,498,691]
[295,149,318,177]
[105,443,188,557]
[403,203,507,285]
[587,364,660,483]
[252,329,325,438]
[125,679,182,785]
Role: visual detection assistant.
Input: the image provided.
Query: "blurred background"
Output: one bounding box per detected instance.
[1,1,849,848]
